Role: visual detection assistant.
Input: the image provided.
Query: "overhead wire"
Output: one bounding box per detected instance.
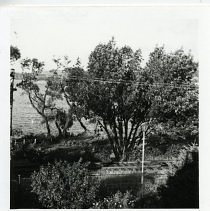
[63,75,198,90]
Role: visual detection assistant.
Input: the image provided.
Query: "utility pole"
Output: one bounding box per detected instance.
[10,69,17,135]
[141,126,146,198]
[140,122,148,201]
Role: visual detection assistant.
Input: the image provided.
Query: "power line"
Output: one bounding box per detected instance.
[63,75,198,90]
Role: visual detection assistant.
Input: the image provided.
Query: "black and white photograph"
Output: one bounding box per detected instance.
[4,4,204,209]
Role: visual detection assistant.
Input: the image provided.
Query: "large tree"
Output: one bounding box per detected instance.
[144,47,198,142]
[82,38,152,161]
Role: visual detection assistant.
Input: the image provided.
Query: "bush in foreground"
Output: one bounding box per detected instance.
[156,146,199,208]
[31,161,100,209]
[92,190,136,209]
[134,144,199,208]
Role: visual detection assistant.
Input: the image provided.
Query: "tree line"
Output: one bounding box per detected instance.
[10,38,198,161]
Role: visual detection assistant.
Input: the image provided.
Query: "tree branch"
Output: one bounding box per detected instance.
[28,93,43,116]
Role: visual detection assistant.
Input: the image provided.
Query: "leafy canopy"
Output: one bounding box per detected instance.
[80,39,198,161]
[82,38,152,160]
[144,47,198,140]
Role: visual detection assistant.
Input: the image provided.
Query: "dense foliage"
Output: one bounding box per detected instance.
[10,45,21,62]
[157,149,199,208]
[31,161,100,209]
[14,39,198,160]
[92,190,136,209]
[81,38,151,161]
[144,47,198,141]
[11,39,199,209]
[79,39,198,161]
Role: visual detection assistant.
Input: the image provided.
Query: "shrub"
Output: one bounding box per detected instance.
[11,128,23,137]
[92,191,136,209]
[94,151,112,163]
[92,139,112,163]
[157,150,199,208]
[167,143,199,176]
[31,161,100,209]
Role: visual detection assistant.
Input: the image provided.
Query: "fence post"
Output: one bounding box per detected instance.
[18,174,21,184]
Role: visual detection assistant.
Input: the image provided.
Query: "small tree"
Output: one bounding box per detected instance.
[51,57,88,132]
[10,45,21,62]
[31,161,100,209]
[62,58,89,131]
[44,72,74,137]
[46,107,74,137]
[17,58,54,137]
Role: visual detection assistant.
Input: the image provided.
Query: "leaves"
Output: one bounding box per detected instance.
[10,45,21,62]
[17,58,53,136]
[83,39,152,160]
[92,190,136,209]
[31,161,100,209]
[144,47,198,140]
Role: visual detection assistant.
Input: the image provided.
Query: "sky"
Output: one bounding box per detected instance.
[10,6,198,71]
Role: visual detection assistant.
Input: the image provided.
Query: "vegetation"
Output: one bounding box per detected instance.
[10,39,199,209]
[31,161,100,209]
[10,45,21,62]
[17,58,75,137]
[13,40,198,158]
[50,56,88,132]
[92,190,136,209]
[138,145,199,208]
[10,45,21,135]
[17,58,54,137]
[79,39,198,161]
[145,47,198,142]
[81,38,147,161]
[157,150,198,208]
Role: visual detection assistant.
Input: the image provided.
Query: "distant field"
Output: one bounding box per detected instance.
[13,80,92,135]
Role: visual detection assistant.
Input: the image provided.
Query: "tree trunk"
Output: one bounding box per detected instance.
[45,118,51,137]
[100,120,120,161]
[77,117,87,131]
[111,143,120,161]
[55,120,62,137]
[62,129,68,138]
[62,115,71,137]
